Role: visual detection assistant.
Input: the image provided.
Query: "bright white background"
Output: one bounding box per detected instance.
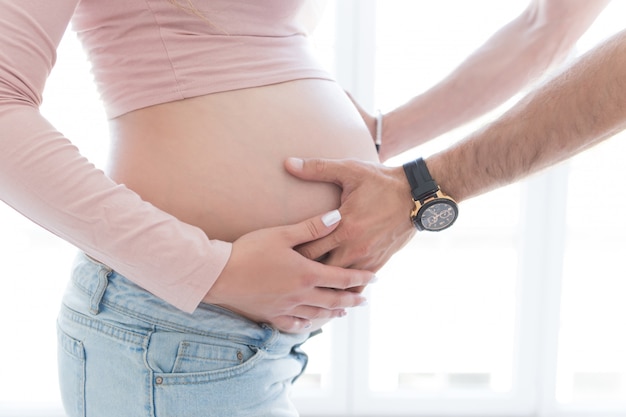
[1,1,625,416]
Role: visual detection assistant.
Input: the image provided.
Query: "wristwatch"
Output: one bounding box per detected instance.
[402,158,458,231]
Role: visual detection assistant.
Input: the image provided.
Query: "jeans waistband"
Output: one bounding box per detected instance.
[69,252,311,353]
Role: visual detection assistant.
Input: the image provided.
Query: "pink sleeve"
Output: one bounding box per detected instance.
[0,0,232,313]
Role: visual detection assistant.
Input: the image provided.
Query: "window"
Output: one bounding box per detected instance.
[1,2,625,417]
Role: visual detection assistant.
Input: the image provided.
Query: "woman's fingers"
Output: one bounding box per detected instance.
[281,209,342,246]
[204,209,375,332]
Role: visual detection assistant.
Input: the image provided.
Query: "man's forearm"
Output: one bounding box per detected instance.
[427,29,626,202]
[382,0,609,160]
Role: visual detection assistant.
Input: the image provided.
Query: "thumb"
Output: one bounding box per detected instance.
[283,209,342,247]
[285,157,344,185]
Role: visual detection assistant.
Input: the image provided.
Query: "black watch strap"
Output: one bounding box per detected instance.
[403,158,438,201]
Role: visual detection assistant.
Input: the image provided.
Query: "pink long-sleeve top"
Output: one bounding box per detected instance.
[0,0,331,312]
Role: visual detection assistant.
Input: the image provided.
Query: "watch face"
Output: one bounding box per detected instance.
[419,200,458,231]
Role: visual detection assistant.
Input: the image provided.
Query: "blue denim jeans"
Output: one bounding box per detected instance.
[57,253,315,417]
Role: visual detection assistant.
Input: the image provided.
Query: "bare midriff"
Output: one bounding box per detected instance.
[107,78,379,327]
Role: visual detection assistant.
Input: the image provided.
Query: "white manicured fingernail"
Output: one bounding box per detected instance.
[321,210,341,227]
[287,157,304,170]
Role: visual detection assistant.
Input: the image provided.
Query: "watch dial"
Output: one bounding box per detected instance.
[420,202,457,231]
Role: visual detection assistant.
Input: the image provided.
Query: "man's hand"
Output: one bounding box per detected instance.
[285,157,416,273]
[203,210,375,333]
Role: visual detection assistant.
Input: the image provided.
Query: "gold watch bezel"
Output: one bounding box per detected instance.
[410,190,458,231]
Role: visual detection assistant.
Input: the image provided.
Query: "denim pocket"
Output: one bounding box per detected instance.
[150,337,275,416]
[171,339,257,374]
[57,326,86,417]
[146,331,264,382]
[147,332,305,416]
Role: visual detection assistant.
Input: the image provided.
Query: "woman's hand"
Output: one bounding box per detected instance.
[202,210,375,333]
[285,158,416,273]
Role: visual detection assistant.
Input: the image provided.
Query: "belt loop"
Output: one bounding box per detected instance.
[259,323,279,352]
[89,266,111,315]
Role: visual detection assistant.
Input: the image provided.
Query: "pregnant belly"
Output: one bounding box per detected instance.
[107,79,379,242]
